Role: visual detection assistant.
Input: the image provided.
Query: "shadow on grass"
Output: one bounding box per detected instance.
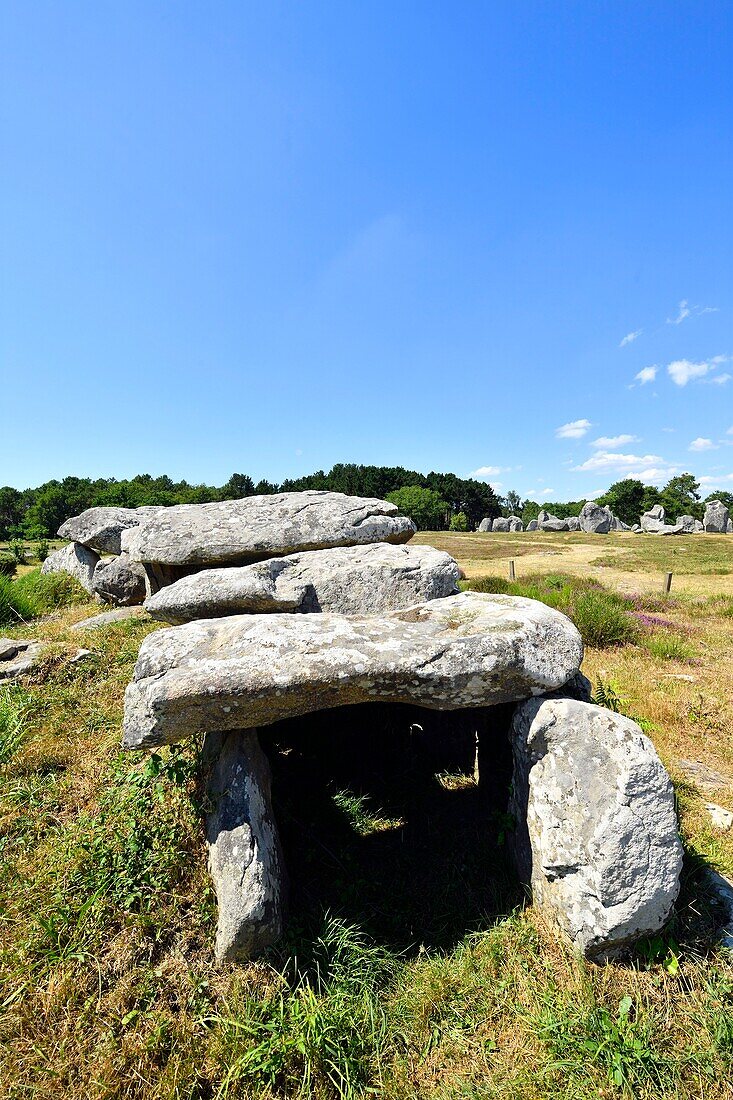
[259,701,523,957]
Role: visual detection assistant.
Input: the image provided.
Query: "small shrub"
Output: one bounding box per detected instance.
[34,539,50,562]
[0,684,31,766]
[449,511,469,532]
[0,569,89,627]
[642,632,697,662]
[570,589,638,648]
[8,540,26,564]
[463,575,511,594]
[0,553,16,577]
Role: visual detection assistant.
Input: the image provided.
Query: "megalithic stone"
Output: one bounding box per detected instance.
[204,730,286,963]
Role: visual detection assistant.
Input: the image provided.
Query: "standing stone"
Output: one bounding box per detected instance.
[492,517,510,532]
[92,554,147,606]
[566,516,580,531]
[508,516,524,532]
[676,515,696,533]
[145,543,460,624]
[478,518,492,532]
[579,501,612,534]
[537,510,569,532]
[510,696,683,959]
[704,500,730,533]
[205,730,285,962]
[728,519,733,534]
[641,505,665,533]
[526,520,538,531]
[41,542,99,594]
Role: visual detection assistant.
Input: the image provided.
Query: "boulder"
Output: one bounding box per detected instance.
[704,500,729,533]
[70,607,145,631]
[205,730,285,962]
[631,524,642,534]
[510,696,683,959]
[41,542,99,594]
[58,507,152,555]
[537,510,569,532]
[478,518,492,532]
[728,519,733,534]
[492,517,510,532]
[145,543,460,625]
[526,520,538,532]
[0,638,44,680]
[658,524,685,536]
[610,514,630,532]
[641,504,665,533]
[123,592,584,750]
[566,516,580,531]
[92,554,147,606]
[579,501,612,534]
[694,519,704,533]
[122,492,416,583]
[508,516,524,532]
[676,515,696,534]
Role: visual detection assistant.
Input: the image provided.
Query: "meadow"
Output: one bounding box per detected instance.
[1,531,732,1099]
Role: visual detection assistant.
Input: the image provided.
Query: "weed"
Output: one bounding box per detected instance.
[642,632,697,662]
[0,684,31,765]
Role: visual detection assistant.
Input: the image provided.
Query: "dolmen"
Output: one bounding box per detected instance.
[107,491,683,966]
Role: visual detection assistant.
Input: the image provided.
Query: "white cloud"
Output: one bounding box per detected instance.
[705,372,731,386]
[700,473,733,487]
[538,488,555,498]
[572,453,673,484]
[634,365,657,385]
[688,437,716,452]
[662,427,675,433]
[668,359,712,386]
[667,299,719,325]
[619,329,642,347]
[667,299,691,325]
[728,426,733,435]
[471,465,508,478]
[591,434,640,449]
[555,418,591,439]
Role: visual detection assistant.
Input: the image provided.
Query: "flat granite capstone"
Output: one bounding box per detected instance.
[121,491,416,568]
[144,542,460,623]
[123,592,583,749]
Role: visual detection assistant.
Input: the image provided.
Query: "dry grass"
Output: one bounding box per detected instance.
[2,534,733,1098]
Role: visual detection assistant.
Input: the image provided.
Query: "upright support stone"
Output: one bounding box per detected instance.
[205,730,286,963]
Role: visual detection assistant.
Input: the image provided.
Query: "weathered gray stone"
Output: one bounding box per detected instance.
[526,520,538,531]
[0,638,44,680]
[92,554,147,606]
[491,517,510,532]
[70,607,145,631]
[478,518,492,532]
[579,501,612,534]
[508,516,524,532]
[510,696,682,959]
[58,507,153,555]
[41,542,99,594]
[728,519,733,534]
[631,524,642,534]
[658,524,685,536]
[610,514,630,532]
[641,504,665,533]
[205,730,285,962]
[122,492,416,574]
[145,543,460,625]
[694,519,704,532]
[537,510,569,532]
[704,500,729,533]
[704,803,733,832]
[566,516,580,531]
[676,758,730,792]
[123,592,583,750]
[676,515,696,533]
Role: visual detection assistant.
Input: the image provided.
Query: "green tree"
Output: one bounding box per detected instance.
[597,479,647,527]
[449,511,469,531]
[504,490,522,516]
[659,473,702,520]
[385,486,449,530]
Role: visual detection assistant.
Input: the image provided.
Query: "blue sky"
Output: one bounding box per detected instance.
[2,1,732,500]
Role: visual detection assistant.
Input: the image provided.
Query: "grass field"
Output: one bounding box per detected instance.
[1,533,732,1099]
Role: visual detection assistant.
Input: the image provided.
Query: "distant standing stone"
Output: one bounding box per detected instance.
[92,554,147,606]
[566,516,580,531]
[537,510,569,532]
[578,501,612,534]
[492,517,510,532]
[478,518,492,532]
[641,504,665,533]
[526,520,538,531]
[508,516,524,532]
[41,542,99,594]
[704,500,729,533]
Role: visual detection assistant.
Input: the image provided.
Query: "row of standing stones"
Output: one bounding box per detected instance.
[39,492,684,964]
[478,498,732,535]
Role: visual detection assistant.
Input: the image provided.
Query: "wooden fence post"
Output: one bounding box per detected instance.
[664,572,673,594]
[509,559,516,582]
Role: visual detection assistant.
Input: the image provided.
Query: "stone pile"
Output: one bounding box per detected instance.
[73,489,684,967]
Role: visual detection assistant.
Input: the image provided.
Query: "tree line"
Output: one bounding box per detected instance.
[1,466,729,541]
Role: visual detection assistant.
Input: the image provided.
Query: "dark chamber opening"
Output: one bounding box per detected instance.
[259,701,521,954]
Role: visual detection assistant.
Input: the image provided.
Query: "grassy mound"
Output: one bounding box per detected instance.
[0,568,90,627]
